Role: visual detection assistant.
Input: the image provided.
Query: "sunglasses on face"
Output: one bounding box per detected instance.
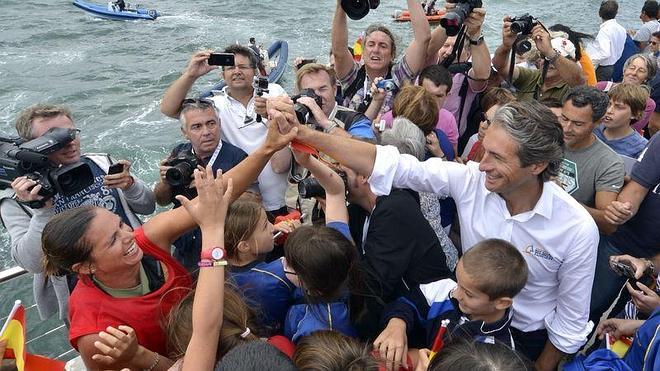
[181,98,214,107]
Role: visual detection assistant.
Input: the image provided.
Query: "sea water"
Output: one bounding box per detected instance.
[0,0,648,357]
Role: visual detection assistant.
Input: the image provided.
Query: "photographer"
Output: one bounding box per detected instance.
[0,104,155,323]
[331,0,430,119]
[154,99,247,271]
[161,45,291,217]
[492,16,585,102]
[425,2,490,153]
[295,63,375,140]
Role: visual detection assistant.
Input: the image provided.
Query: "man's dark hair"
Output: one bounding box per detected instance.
[223,44,258,68]
[215,341,297,371]
[599,0,619,20]
[563,85,610,123]
[643,1,659,19]
[419,65,453,90]
[653,30,660,38]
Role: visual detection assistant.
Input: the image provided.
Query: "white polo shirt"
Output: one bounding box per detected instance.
[210,84,288,211]
[368,145,599,354]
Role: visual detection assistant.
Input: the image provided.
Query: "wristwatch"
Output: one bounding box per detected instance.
[468,34,484,46]
[201,247,226,261]
[545,49,561,64]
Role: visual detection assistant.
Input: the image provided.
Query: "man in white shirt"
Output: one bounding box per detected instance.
[161,45,291,215]
[268,98,599,371]
[587,0,627,81]
[632,0,660,50]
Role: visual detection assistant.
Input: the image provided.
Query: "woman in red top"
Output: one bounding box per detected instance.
[39,106,298,370]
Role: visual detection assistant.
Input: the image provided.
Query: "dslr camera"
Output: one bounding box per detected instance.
[165,149,199,188]
[440,0,483,37]
[298,170,349,199]
[292,89,323,124]
[509,14,539,54]
[0,127,94,207]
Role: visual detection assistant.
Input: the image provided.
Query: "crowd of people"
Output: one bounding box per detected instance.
[1,0,660,370]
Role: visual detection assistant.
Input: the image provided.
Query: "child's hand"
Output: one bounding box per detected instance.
[415,348,431,371]
[626,281,660,315]
[373,318,408,371]
[176,166,233,231]
[597,318,643,340]
[274,219,301,234]
[91,325,139,365]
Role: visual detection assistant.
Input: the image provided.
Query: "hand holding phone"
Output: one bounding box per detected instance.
[208,53,235,66]
[108,163,125,175]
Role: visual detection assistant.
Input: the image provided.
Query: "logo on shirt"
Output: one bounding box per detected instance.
[558,159,579,194]
[524,245,555,262]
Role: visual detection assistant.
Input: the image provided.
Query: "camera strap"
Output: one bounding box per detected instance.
[441,25,467,69]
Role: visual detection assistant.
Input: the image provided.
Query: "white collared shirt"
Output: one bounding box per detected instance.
[368,145,599,354]
[587,19,627,67]
[210,84,288,211]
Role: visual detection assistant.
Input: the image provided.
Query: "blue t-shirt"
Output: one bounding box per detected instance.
[53,157,131,225]
[346,117,376,139]
[608,133,660,257]
[594,125,648,159]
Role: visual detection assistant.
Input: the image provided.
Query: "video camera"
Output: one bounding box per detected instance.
[165,148,198,188]
[253,76,269,123]
[440,0,482,37]
[298,170,349,199]
[0,127,94,207]
[292,89,323,124]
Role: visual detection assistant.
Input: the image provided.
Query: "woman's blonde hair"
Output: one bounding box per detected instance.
[392,85,438,135]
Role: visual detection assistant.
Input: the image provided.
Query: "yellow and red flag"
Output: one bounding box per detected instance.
[1,300,65,371]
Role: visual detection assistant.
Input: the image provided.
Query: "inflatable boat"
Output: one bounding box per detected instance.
[200,40,289,98]
[72,0,158,21]
[393,9,446,24]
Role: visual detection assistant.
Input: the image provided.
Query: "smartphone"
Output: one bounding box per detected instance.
[208,53,235,66]
[610,260,657,288]
[108,163,125,175]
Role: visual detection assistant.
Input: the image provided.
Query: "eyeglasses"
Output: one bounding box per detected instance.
[223,64,255,71]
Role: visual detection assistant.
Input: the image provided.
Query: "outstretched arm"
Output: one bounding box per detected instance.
[491,16,519,82]
[403,0,432,74]
[293,150,348,224]
[331,0,355,80]
[161,50,217,118]
[177,167,232,371]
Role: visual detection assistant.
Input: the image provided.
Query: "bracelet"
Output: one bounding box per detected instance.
[145,351,160,371]
[197,259,228,268]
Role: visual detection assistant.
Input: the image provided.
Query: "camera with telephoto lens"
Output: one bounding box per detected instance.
[292,89,323,124]
[165,149,198,187]
[439,0,483,37]
[376,79,397,92]
[0,127,94,207]
[298,170,348,199]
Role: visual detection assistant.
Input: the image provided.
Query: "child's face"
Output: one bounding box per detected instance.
[602,100,634,129]
[452,260,501,321]
[250,209,274,255]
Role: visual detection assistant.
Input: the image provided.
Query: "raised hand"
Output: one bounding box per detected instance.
[184,50,218,79]
[103,160,134,190]
[373,318,409,371]
[175,166,233,231]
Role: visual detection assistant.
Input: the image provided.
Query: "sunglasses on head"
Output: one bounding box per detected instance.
[181,98,214,107]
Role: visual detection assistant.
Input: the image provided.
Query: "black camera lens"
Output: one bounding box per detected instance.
[165,163,195,187]
[51,162,94,197]
[298,178,326,199]
[294,103,311,124]
[440,0,482,37]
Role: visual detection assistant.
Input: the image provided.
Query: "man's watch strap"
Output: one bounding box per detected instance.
[468,34,484,46]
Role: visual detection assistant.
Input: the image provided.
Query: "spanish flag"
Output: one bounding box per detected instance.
[1,300,65,371]
[353,36,363,62]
